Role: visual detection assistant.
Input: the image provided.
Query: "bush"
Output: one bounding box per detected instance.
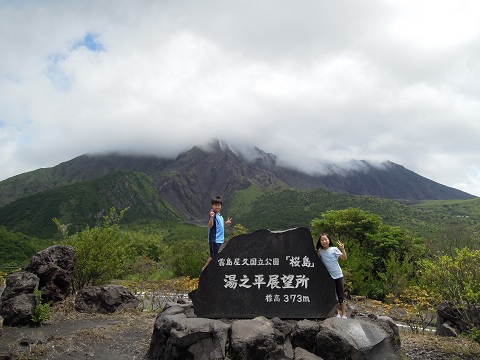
[170,239,208,278]
[421,247,480,332]
[59,207,130,292]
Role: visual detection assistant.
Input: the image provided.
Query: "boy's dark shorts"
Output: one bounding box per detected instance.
[209,242,222,258]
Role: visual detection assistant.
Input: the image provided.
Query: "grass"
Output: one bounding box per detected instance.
[412,197,480,220]
[400,331,480,359]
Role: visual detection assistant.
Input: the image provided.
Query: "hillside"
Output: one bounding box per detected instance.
[0,141,477,238]
[0,171,181,238]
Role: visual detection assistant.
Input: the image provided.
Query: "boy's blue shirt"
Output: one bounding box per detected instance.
[208,213,225,243]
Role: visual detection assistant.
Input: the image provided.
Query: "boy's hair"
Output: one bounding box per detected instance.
[315,232,334,250]
[211,195,223,205]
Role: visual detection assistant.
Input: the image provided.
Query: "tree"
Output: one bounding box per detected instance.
[311,208,382,247]
[59,207,130,292]
[378,251,414,297]
[425,220,479,257]
[311,208,422,300]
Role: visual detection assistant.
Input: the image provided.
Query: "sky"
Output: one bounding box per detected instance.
[1,0,480,196]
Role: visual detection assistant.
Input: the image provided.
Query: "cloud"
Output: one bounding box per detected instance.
[0,0,479,196]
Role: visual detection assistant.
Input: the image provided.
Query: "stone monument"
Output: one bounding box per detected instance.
[189,227,338,319]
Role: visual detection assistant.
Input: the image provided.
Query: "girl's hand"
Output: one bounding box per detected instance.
[338,241,347,260]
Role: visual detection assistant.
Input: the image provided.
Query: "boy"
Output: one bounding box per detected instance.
[202,195,232,271]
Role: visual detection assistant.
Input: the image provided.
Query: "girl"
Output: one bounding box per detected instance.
[316,232,348,319]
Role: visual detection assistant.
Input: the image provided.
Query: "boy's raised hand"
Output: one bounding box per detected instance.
[225,217,232,226]
[210,209,215,218]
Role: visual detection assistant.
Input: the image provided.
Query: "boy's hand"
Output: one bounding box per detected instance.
[225,217,232,226]
[210,209,215,218]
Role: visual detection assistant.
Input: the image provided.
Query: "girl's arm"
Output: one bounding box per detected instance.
[337,241,347,260]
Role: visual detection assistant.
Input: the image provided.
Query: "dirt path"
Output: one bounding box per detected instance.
[0,312,156,359]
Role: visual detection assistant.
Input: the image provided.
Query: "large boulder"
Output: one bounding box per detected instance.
[24,244,75,303]
[436,301,480,338]
[294,347,324,360]
[148,313,230,360]
[0,272,39,326]
[148,300,401,360]
[291,319,321,353]
[230,316,294,359]
[74,285,140,313]
[315,315,401,360]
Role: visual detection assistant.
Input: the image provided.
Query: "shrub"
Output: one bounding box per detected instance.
[59,207,130,292]
[421,247,480,332]
[31,289,51,324]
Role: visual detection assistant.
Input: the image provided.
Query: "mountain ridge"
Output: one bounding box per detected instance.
[0,141,475,236]
[0,141,475,209]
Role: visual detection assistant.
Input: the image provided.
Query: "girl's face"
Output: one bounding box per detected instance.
[320,235,330,249]
[212,203,222,213]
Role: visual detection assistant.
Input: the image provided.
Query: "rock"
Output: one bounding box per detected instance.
[436,301,480,340]
[439,321,458,337]
[74,285,140,313]
[294,346,324,360]
[189,227,338,319]
[291,319,321,353]
[162,301,195,317]
[315,316,401,360]
[0,272,39,326]
[230,316,293,359]
[24,244,75,303]
[148,299,402,360]
[148,313,230,360]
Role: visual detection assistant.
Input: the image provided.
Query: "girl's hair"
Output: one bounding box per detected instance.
[315,232,333,250]
[211,195,223,205]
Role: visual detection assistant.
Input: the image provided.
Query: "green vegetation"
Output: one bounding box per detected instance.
[230,187,478,239]
[421,248,480,334]
[0,171,182,238]
[412,197,480,220]
[53,207,209,292]
[311,208,425,300]
[58,208,132,292]
[31,289,52,325]
[0,226,53,271]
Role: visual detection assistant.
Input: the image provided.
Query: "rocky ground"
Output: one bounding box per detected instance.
[1,300,480,359]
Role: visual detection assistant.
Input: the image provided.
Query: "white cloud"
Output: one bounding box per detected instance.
[0,0,479,196]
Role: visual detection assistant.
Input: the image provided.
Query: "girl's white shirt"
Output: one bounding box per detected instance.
[318,246,343,279]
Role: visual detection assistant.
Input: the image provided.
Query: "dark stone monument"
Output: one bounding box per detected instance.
[189,227,338,319]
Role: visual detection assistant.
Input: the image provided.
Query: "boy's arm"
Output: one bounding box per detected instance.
[208,209,215,228]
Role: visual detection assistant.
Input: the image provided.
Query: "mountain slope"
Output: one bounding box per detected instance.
[271,160,473,200]
[0,141,475,229]
[0,171,181,238]
[0,153,173,207]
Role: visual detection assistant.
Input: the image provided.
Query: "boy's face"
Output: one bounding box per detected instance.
[212,203,222,213]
